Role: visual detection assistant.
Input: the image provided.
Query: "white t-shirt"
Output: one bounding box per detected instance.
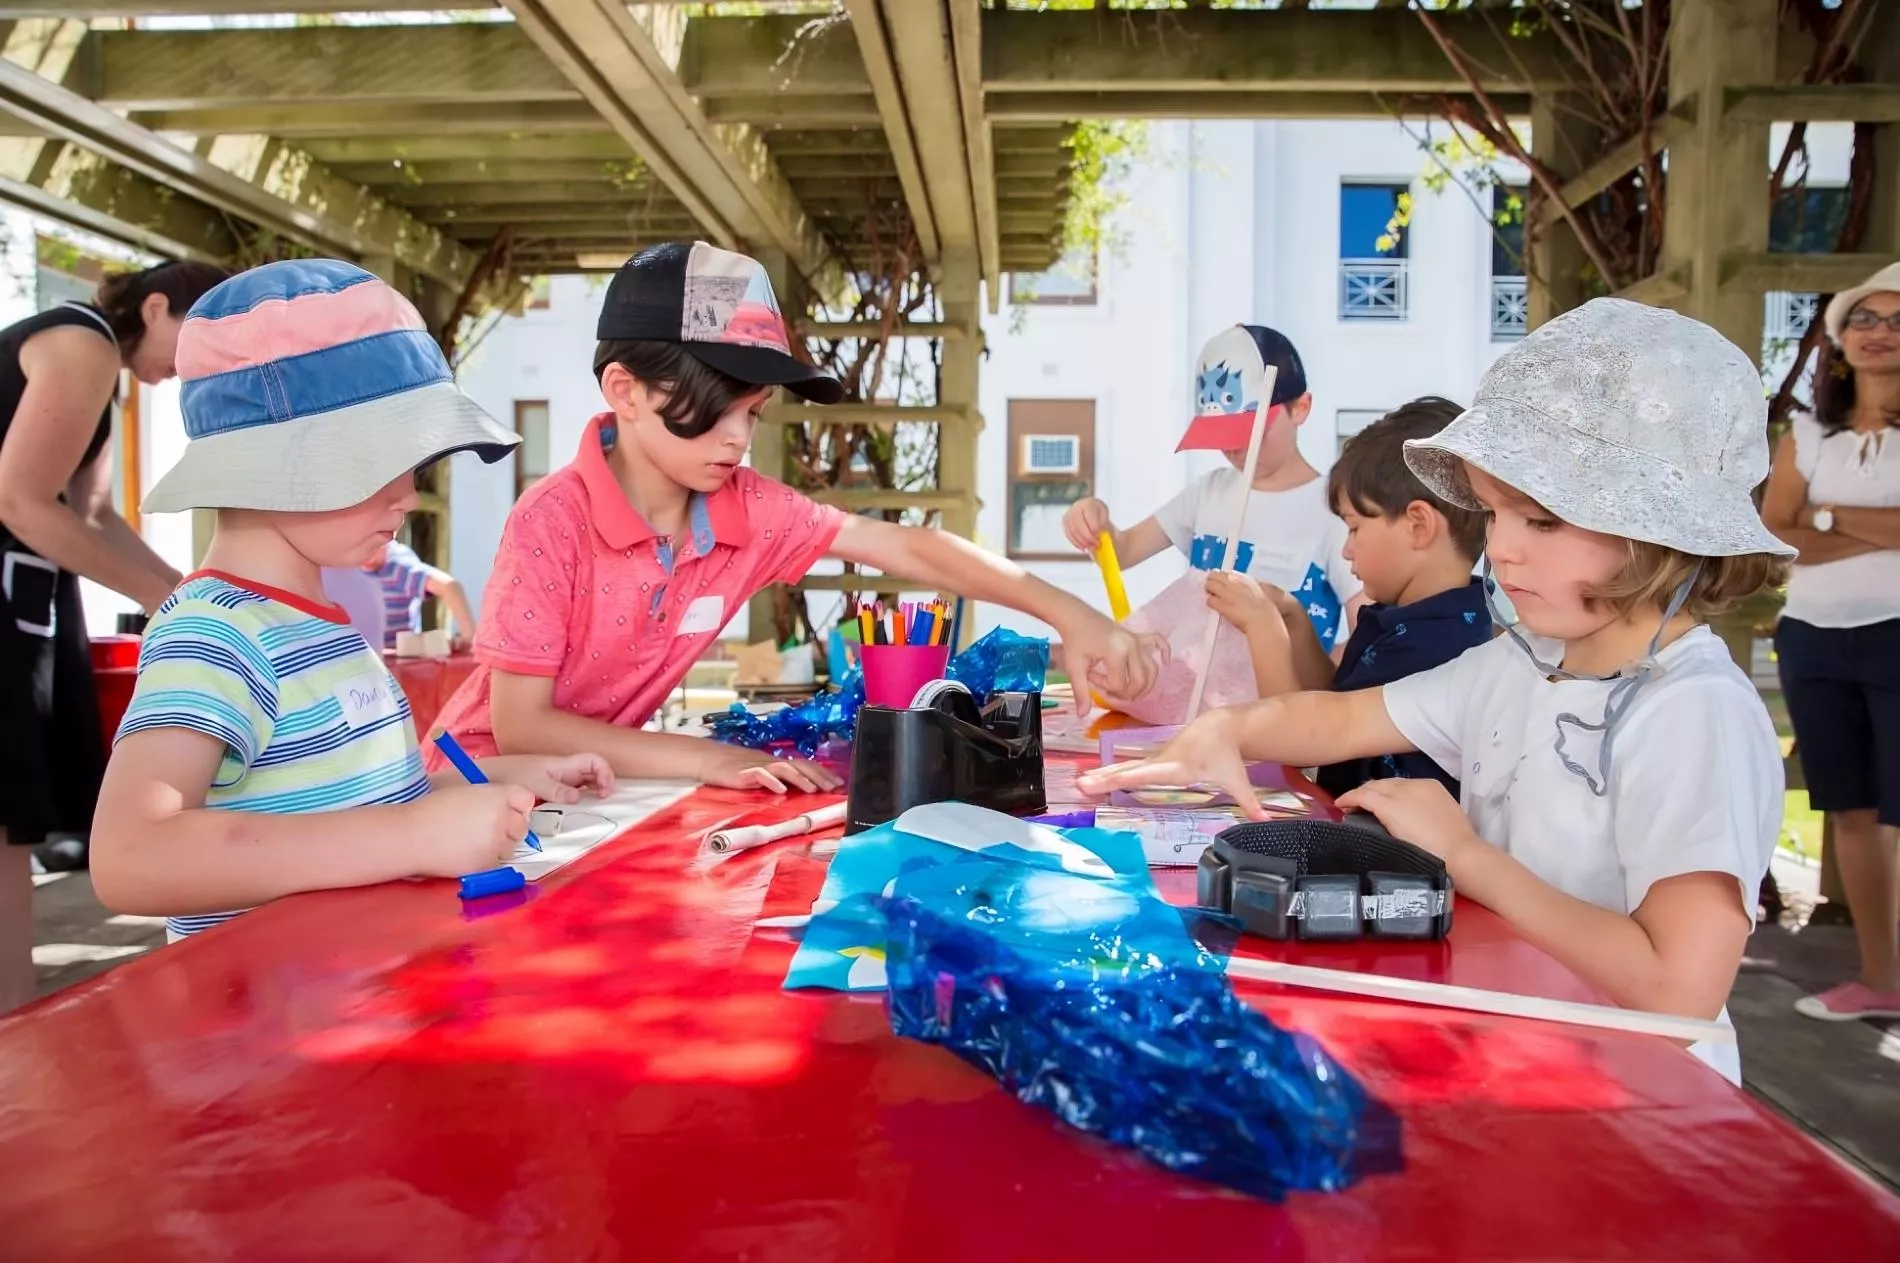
[1152,469,1361,650]
[1781,412,1900,629]
[1382,626,1783,1085]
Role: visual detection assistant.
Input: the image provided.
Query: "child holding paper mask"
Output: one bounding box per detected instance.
[1063,325,1364,657]
[1081,299,1792,1084]
[1066,325,1362,723]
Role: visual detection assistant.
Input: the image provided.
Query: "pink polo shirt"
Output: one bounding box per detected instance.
[427,414,844,764]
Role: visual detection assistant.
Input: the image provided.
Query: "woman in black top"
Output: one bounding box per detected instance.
[0,259,227,1013]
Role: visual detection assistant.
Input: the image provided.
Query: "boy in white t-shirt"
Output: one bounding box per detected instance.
[1063,324,1363,652]
[1080,299,1794,1085]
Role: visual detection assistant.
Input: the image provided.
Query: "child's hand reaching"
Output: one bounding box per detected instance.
[413,783,538,876]
[1335,778,1479,866]
[1204,571,1285,633]
[1061,497,1114,554]
[480,753,615,804]
[1056,610,1168,716]
[1074,708,1264,817]
[699,743,843,794]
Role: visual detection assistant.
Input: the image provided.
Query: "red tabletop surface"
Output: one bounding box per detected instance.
[3,756,1897,1260]
[386,651,478,738]
[91,644,476,746]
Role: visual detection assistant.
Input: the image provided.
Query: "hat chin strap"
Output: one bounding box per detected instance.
[1481,559,1702,798]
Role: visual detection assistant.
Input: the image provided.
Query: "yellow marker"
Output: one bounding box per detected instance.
[1095,530,1132,621]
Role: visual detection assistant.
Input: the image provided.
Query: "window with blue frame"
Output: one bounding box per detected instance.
[1763,186,1848,346]
[1490,183,1528,339]
[1338,183,1410,320]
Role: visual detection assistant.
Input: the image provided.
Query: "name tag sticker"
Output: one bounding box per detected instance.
[336,672,402,729]
[676,594,725,637]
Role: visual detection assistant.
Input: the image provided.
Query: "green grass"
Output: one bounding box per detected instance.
[1762,688,1824,863]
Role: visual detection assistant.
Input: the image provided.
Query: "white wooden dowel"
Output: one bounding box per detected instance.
[1184,365,1277,723]
[1226,957,1735,1045]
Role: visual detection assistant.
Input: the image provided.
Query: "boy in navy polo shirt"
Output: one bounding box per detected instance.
[1208,398,1490,797]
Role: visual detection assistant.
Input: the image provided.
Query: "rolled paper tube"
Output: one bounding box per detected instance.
[1095,530,1132,621]
[708,801,848,854]
[1224,958,1736,1044]
[394,631,426,658]
[421,629,452,659]
[1185,364,1278,723]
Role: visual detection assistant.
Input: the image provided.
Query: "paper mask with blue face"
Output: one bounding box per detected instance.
[1179,324,1274,453]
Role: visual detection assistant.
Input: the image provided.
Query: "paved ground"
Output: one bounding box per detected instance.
[24,847,1900,1193]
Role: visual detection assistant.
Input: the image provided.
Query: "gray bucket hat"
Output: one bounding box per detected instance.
[1403,297,1795,559]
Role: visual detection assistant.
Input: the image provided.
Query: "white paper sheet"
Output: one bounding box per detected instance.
[505,780,697,881]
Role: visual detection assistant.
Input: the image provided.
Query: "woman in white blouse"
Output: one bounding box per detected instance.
[1762,261,1900,1022]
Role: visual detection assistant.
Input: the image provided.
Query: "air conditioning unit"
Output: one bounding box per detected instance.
[1022,433,1081,475]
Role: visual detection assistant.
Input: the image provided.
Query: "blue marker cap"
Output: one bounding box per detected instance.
[458,866,526,900]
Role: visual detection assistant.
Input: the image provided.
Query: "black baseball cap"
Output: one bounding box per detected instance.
[594,241,844,404]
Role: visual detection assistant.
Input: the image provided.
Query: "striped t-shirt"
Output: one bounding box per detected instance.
[116,571,430,940]
[368,541,432,649]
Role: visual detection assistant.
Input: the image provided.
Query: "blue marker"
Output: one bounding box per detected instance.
[433,730,541,853]
[458,866,525,900]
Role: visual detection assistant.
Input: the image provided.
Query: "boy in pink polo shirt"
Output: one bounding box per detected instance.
[431,242,1163,792]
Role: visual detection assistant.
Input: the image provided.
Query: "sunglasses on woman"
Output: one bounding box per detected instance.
[1845,307,1900,333]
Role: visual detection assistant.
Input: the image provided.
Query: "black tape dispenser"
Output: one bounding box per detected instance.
[1197,814,1454,941]
[844,679,1047,834]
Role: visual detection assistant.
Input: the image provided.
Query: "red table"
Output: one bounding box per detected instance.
[90,641,477,745]
[386,650,478,737]
[3,760,1897,1260]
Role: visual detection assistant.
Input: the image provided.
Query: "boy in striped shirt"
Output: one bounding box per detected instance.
[90,261,611,939]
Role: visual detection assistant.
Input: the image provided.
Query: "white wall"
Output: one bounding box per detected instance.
[451,274,604,613]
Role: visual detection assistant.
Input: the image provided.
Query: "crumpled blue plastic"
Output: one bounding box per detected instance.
[875,858,1400,1201]
[709,627,1050,755]
[945,626,1048,701]
[705,669,866,756]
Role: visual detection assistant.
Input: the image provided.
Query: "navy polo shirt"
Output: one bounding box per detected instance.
[1314,578,1493,800]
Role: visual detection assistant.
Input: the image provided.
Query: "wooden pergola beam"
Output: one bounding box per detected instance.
[2,1,495,12]
[1724,83,1900,123]
[330,158,649,187]
[377,178,666,205]
[838,0,940,260]
[703,95,881,128]
[1533,107,1694,230]
[500,1,840,294]
[85,23,575,111]
[988,91,1536,123]
[0,57,482,288]
[983,9,1576,94]
[948,0,1002,310]
[303,134,639,164]
[1718,252,1898,294]
[413,200,689,225]
[0,144,237,262]
[132,101,610,138]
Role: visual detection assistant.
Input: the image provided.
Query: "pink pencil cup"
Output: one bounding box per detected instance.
[861,643,952,709]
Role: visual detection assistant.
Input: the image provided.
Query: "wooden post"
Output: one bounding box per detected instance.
[747,247,795,647]
[1658,0,1776,358]
[1528,94,1603,328]
[1866,1,1900,258]
[937,248,984,647]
